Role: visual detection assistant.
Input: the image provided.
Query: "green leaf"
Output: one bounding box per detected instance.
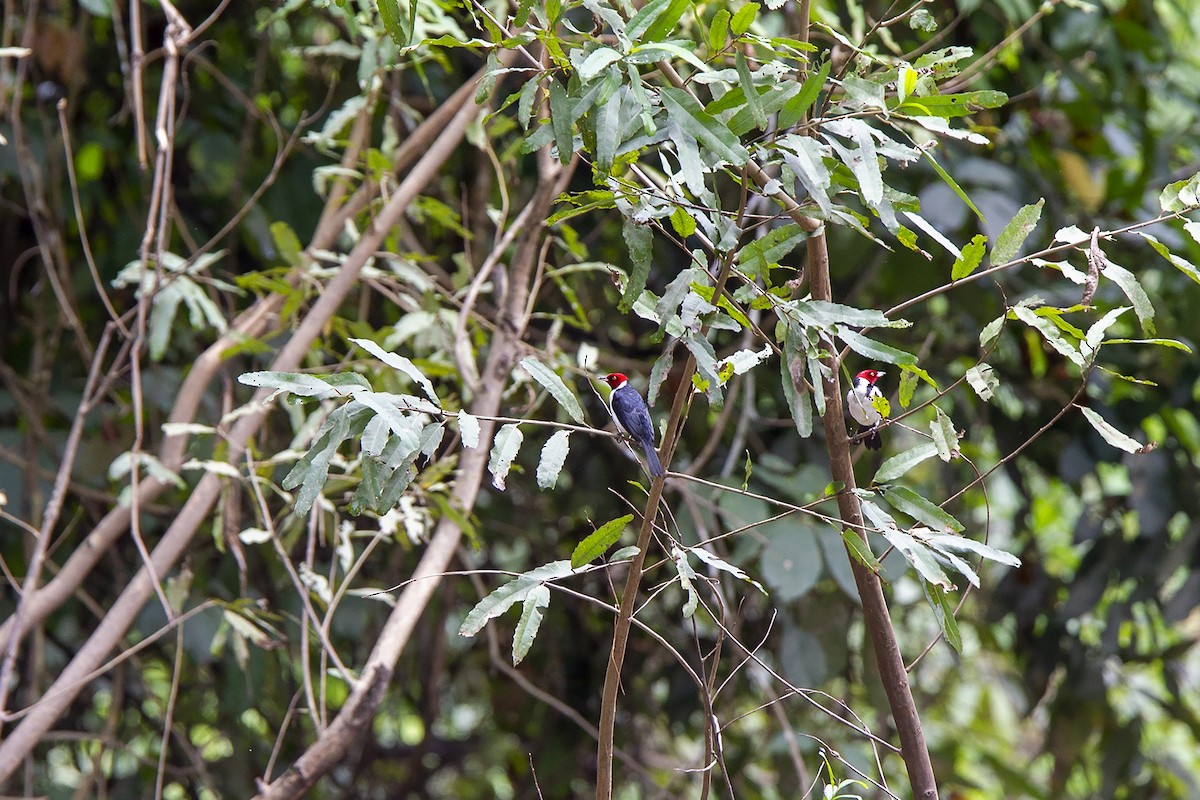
[893,90,1007,118]
[238,371,349,401]
[488,424,523,490]
[737,223,810,277]
[965,363,998,401]
[459,560,573,637]
[979,314,1005,349]
[990,199,1044,265]
[640,0,690,41]
[837,328,918,365]
[594,85,622,174]
[659,86,749,165]
[1079,406,1146,454]
[672,546,699,618]
[690,546,767,594]
[548,79,572,165]
[842,528,881,572]
[1011,305,1084,367]
[576,47,623,81]
[619,220,653,313]
[536,430,571,490]
[873,441,939,483]
[730,2,759,35]
[951,233,987,280]
[1158,171,1200,212]
[930,407,959,462]
[708,9,731,52]
[458,411,481,448]
[778,60,830,129]
[898,368,918,408]
[781,324,812,437]
[571,514,633,569]
[790,299,902,329]
[882,485,964,532]
[924,584,962,653]
[1100,259,1155,336]
[270,221,304,267]
[512,584,550,665]
[923,532,1021,568]
[921,147,985,225]
[519,357,585,423]
[349,337,440,405]
[735,51,766,130]
[1140,232,1200,286]
[879,527,954,590]
[669,206,696,237]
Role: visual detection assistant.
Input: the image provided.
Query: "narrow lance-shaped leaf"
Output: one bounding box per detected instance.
[965,363,998,401]
[618,219,653,313]
[519,357,585,423]
[924,583,962,653]
[488,424,524,490]
[882,485,964,532]
[459,560,574,637]
[837,328,918,365]
[735,51,766,130]
[536,430,571,490]
[873,441,939,483]
[1079,405,1146,454]
[930,407,959,462]
[690,546,767,594]
[458,411,481,448]
[1012,305,1084,368]
[349,337,440,405]
[923,532,1021,568]
[990,199,1044,265]
[951,234,987,281]
[672,546,699,618]
[512,584,551,666]
[571,514,634,569]
[659,86,749,165]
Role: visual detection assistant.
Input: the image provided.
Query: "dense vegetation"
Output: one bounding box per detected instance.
[2,0,1200,798]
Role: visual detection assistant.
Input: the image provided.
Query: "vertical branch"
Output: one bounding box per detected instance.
[595,255,738,799]
[805,234,938,799]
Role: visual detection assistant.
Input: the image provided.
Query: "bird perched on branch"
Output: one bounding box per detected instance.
[602,373,663,478]
[847,369,887,451]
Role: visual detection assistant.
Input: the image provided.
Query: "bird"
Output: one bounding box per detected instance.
[602,373,664,478]
[846,369,886,450]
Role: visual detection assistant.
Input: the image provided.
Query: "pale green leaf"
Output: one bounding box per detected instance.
[882,485,964,532]
[1079,406,1145,454]
[659,86,749,165]
[873,442,939,483]
[930,407,959,462]
[488,423,524,490]
[536,430,571,490]
[990,199,1044,265]
[520,357,585,423]
[458,411,481,448]
[672,546,699,618]
[1012,305,1084,368]
[349,337,440,405]
[837,328,918,365]
[512,584,550,665]
[965,363,998,401]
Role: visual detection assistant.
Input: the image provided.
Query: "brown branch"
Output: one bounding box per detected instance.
[0,60,505,782]
[804,233,938,799]
[252,73,555,800]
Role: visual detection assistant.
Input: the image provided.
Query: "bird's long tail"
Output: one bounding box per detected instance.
[642,441,664,478]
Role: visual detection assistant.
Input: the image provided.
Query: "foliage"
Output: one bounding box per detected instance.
[2,0,1200,798]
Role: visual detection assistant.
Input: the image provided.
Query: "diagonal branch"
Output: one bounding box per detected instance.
[0,62,505,782]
